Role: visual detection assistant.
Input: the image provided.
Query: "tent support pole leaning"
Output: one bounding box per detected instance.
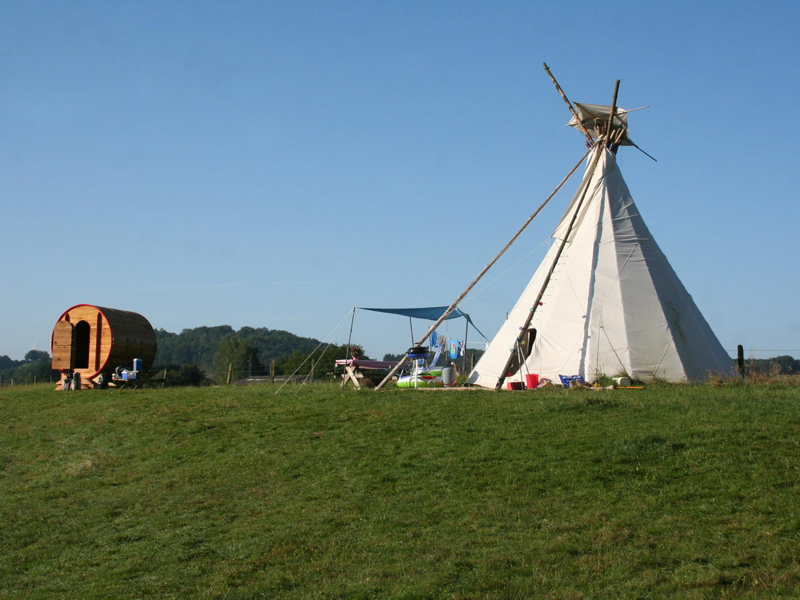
[495,81,620,391]
[494,145,605,390]
[373,149,590,391]
[605,80,620,140]
[543,63,594,146]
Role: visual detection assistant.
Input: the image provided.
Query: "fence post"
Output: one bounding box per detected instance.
[226,363,232,385]
[34,375,37,385]
[737,345,745,379]
[270,360,275,384]
[0,375,3,387]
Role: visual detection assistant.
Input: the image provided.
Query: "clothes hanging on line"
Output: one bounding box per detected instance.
[449,341,459,360]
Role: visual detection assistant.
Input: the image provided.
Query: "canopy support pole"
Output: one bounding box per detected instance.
[462,319,469,375]
[345,307,356,360]
[374,149,590,390]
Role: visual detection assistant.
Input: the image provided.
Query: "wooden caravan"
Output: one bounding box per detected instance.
[51,304,157,389]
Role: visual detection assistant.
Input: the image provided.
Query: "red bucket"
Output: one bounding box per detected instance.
[507,381,523,391]
[525,374,539,389]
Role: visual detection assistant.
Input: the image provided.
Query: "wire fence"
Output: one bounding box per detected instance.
[2,349,797,388]
[0,374,57,387]
[726,349,800,358]
[218,363,338,385]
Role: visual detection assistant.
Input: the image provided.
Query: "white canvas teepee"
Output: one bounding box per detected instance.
[468,142,732,387]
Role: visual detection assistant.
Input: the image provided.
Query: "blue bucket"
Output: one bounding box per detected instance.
[133,358,143,372]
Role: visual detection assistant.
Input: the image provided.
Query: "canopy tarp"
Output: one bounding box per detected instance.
[358,306,488,340]
[567,103,634,146]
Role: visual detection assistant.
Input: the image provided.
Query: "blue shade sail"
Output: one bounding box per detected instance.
[358,306,487,340]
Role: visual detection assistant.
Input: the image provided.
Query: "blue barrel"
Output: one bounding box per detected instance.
[133,358,143,372]
[407,346,429,359]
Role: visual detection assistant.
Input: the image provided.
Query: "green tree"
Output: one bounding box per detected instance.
[164,364,207,387]
[213,338,261,383]
[24,350,50,363]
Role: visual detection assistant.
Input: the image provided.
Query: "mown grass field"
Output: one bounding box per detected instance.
[2,381,800,599]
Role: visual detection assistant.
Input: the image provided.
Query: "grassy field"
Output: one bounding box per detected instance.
[2,380,800,599]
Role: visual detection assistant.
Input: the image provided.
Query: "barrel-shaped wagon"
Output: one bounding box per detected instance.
[51,304,157,389]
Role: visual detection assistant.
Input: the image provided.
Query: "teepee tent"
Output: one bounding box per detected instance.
[374,69,731,391]
[467,144,732,387]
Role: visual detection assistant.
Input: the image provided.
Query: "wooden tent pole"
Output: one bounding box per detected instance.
[605,80,620,141]
[374,149,590,391]
[495,144,605,390]
[495,80,621,390]
[543,63,594,146]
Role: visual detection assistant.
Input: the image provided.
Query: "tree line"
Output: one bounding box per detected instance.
[746,355,800,376]
[153,326,368,383]
[0,350,58,384]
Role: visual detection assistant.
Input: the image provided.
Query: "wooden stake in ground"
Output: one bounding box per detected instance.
[738,345,745,378]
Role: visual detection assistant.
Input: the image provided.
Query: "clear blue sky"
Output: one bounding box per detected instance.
[2,0,799,362]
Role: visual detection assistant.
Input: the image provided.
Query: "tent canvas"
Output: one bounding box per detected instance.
[468,123,731,387]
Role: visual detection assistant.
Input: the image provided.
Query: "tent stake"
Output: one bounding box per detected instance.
[374,149,590,390]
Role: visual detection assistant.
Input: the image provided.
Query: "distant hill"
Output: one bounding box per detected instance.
[154,326,346,373]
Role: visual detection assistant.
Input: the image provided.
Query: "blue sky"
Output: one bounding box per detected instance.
[2,1,799,361]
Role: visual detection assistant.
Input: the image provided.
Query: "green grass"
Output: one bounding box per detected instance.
[2,381,800,598]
